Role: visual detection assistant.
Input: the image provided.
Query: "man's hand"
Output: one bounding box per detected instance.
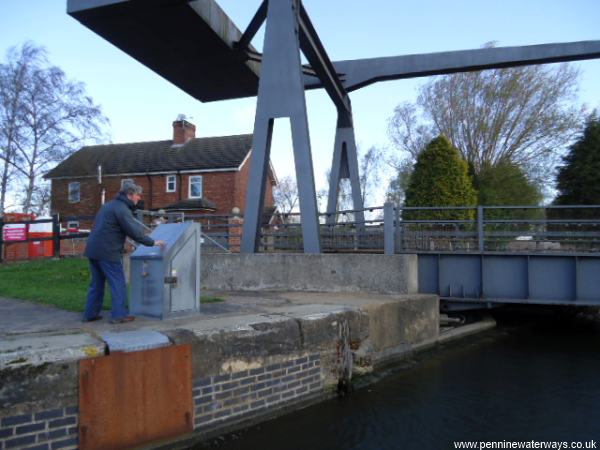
[154,240,166,247]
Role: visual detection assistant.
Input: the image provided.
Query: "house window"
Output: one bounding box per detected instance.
[166,175,176,193]
[189,175,203,198]
[67,221,79,231]
[121,178,134,189]
[68,182,80,203]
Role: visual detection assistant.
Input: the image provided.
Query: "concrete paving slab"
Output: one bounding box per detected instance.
[0,332,105,369]
[0,292,434,338]
[0,297,83,335]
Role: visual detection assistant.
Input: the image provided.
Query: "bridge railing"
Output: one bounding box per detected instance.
[388,204,600,254]
[259,207,386,253]
[130,204,600,255]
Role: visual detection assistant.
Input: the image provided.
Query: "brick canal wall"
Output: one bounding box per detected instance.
[0,406,78,450]
[192,354,322,432]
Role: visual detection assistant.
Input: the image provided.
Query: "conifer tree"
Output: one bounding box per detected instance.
[474,160,542,221]
[551,114,600,226]
[404,135,477,219]
[554,114,600,206]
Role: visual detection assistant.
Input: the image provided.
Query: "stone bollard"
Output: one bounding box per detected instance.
[228,209,243,253]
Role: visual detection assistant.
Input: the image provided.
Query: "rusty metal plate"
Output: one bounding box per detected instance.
[79,344,193,450]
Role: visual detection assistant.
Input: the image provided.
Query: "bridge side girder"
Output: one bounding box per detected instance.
[418,253,600,309]
[304,41,600,92]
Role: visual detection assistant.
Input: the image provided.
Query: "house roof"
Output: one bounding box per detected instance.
[45,134,253,179]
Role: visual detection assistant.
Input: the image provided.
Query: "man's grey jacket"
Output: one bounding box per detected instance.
[84,193,155,262]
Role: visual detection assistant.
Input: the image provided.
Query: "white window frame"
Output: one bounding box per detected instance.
[68,182,80,203]
[121,178,134,189]
[166,175,177,193]
[67,221,79,230]
[188,175,203,199]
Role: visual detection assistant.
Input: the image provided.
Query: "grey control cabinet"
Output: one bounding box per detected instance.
[130,222,201,319]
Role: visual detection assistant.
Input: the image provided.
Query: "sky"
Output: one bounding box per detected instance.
[1,0,599,208]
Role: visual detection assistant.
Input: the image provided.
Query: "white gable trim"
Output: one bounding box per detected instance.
[238,149,278,184]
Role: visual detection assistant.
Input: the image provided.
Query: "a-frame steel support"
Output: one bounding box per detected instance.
[241,0,321,253]
[240,0,365,251]
[326,110,365,225]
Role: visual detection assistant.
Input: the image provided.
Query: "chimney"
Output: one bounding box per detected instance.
[172,118,196,145]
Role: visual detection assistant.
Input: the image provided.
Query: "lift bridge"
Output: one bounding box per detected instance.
[66,0,600,310]
[380,205,600,311]
[256,204,600,311]
[135,204,600,311]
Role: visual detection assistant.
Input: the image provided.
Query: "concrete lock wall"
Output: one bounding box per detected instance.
[0,295,438,449]
[201,253,418,294]
[1,253,439,449]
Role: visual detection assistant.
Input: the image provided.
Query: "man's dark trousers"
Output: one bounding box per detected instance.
[83,259,129,320]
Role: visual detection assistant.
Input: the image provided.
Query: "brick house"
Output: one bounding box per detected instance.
[44,119,276,230]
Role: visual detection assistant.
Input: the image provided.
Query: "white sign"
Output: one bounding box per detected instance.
[3,224,27,241]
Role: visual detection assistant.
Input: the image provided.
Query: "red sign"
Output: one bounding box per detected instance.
[3,225,27,241]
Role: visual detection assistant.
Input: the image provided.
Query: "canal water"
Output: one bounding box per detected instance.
[196,310,600,450]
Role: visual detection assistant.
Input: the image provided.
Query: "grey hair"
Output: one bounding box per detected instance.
[120,181,143,195]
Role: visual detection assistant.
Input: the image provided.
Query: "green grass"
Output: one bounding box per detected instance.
[201,295,224,304]
[0,258,110,312]
[0,257,222,312]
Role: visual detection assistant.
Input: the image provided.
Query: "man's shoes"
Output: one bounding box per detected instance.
[109,315,135,324]
[82,315,103,322]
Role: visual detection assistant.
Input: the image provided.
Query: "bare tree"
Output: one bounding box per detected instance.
[26,182,51,216]
[0,42,108,214]
[388,50,585,187]
[318,145,385,221]
[273,175,299,215]
[385,157,413,206]
[0,44,40,213]
[358,145,384,206]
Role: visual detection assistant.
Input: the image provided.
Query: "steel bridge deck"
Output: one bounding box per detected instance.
[415,252,600,310]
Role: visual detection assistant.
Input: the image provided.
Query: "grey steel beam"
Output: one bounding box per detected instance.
[418,253,600,309]
[241,0,321,254]
[67,2,600,101]
[305,41,600,92]
[297,3,351,117]
[235,0,268,53]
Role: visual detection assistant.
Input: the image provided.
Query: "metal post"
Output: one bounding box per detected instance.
[395,207,403,253]
[384,202,395,255]
[52,214,61,258]
[477,206,484,252]
[0,218,4,263]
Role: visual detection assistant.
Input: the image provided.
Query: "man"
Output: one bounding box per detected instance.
[83,182,165,324]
